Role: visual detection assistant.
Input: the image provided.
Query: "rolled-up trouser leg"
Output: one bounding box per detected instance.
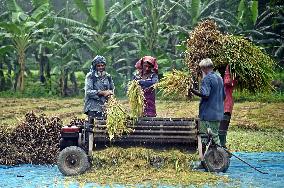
[200,121,221,145]
[219,113,231,147]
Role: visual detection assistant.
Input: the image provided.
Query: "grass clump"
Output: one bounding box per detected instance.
[228,129,283,152]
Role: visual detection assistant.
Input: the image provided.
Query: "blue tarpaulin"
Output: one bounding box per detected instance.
[0,152,283,188]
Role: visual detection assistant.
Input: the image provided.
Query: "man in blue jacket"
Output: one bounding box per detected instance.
[190,58,225,146]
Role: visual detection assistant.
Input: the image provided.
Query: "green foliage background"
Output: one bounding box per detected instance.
[0,0,283,98]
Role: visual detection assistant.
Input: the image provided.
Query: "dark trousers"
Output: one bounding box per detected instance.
[219,112,231,147]
[87,111,104,124]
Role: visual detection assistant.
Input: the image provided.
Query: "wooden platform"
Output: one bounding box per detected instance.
[93,117,199,150]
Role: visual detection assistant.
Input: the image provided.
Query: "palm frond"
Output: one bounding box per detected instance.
[191,0,201,25]
[0,22,21,35]
[31,3,49,20]
[50,17,92,29]
[200,0,220,17]
[74,0,98,26]
[69,27,98,37]
[250,0,258,25]
[91,0,106,24]
[31,0,49,8]
[161,0,183,23]
[6,0,23,12]
[35,39,61,48]
[0,12,9,20]
[0,45,14,55]
[275,44,284,58]
[256,12,274,27]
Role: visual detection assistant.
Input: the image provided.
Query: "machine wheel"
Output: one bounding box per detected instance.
[57,146,90,176]
[203,146,230,173]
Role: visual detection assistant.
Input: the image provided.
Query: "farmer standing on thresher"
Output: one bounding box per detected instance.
[190,58,225,146]
[219,64,237,148]
[134,56,159,117]
[84,55,114,124]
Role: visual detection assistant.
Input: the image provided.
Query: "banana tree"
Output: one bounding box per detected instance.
[253,4,284,61]
[108,0,186,77]
[219,0,283,61]
[72,0,141,57]
[54,0,142,94]
[0,43,14,90]
[49,26,84,96]
[0,10,14,91]
[0,0,52,92]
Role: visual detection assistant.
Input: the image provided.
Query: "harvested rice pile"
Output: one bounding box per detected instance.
[185,19,224,80]
[74,147,228,186]
[0,112,62,165]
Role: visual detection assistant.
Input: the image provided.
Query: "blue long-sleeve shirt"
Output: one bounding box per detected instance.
[199,72,225,121]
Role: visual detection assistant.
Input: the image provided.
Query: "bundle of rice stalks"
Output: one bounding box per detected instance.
[158,70,193,98]
[216,35,275,92]
[105,96,130,140]
[0,112,63,165]
[185,19,275,92]
[185,20,224,80]
[127,80,145,118]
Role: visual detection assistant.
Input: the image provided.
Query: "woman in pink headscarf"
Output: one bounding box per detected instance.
[134,56,158,117]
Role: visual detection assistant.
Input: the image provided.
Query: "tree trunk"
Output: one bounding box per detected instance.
[60,71,64,96]
[63,69,68,96]
[39,55,45,83]
[45,48,51,79]
[17,50,25,92]
[0,57,6,91]
[60,69,69,96]
[35,47,46,84]
[70,71,78,95]
[4,55,13,89]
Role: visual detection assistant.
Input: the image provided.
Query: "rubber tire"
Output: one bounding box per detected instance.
[57,146,90,176]
[203,147,230,173]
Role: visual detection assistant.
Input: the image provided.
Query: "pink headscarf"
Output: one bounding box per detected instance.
[135,56,158,74]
